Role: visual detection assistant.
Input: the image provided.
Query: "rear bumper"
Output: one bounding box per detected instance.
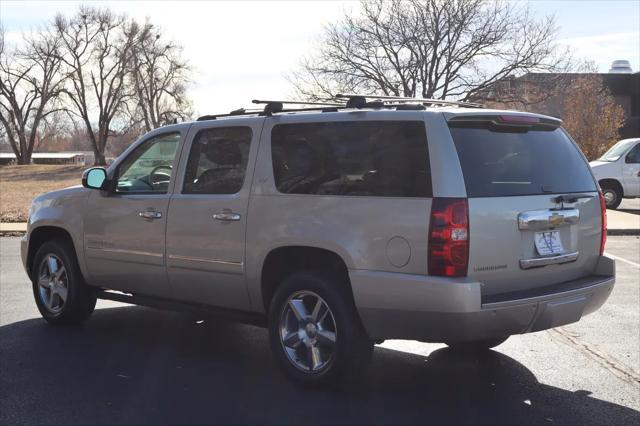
[349,255,615,342]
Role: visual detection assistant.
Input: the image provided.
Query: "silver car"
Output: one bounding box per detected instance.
[21,97,615,385]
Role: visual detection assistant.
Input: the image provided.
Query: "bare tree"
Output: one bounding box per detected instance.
[128,20,191,132]
[290,0,571,101]
[0,26,65,164]
[55,7,136,165]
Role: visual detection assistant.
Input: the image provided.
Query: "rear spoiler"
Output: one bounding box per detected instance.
[448,114,562,130]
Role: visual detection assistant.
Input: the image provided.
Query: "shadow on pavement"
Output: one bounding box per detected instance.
[618,209,640,215]
[1,306,638,426]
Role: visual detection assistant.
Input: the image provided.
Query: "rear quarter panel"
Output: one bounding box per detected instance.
[245,111,437,312]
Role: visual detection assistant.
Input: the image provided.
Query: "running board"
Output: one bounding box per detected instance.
[95,290,267,327]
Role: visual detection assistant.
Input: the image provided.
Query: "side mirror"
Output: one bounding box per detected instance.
[82,167,107,190]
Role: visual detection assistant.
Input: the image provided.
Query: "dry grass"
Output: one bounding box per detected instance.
[0,165,86,222]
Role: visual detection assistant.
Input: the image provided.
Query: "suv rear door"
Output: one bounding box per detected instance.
[446,114,602,297]
[165,117,264,310]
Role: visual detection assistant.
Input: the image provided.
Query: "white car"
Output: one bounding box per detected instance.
[590,138,640,209]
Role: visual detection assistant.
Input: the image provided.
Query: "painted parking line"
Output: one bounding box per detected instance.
[606,253,640,268]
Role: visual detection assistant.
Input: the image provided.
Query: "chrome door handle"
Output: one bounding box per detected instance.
[138,210,162,220]
[213,209,241,222]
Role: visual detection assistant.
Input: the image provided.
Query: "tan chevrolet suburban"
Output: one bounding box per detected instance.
[21,95,615,385]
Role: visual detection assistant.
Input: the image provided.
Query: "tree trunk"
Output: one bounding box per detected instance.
[17,156,31,165]
[17,134,31,164]
[93,150,107,166]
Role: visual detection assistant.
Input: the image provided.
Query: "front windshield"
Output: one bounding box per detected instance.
[599,140,637,162]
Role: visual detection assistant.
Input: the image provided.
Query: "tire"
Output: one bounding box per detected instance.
[31,239,96,325]
[445,336,509,352]
[268,270,373,386]
[600,182,622,209]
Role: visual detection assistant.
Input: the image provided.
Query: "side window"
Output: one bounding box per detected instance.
[183,127,252,194]
[116,133,180,194]
[625,144,640,163]
[271,121,432,197]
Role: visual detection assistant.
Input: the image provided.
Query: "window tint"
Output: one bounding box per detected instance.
[625,143,640,163]
[271,121,431,197]
[183,127,252,194]
[449,125,597,197]
[116,133,180,194]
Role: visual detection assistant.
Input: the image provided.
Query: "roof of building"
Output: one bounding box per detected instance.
[0,152,87,159]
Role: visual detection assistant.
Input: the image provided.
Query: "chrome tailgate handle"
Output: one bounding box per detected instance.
[213,209,241,222]
[518,209,579,230]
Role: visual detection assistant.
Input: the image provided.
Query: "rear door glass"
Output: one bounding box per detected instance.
[183,127,252,194]
[449,126,597,197]
[271,121,431,197]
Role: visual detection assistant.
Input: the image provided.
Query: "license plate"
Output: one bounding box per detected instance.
[534,231,564,256]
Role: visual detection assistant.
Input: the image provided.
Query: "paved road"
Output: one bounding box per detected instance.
[619,198,640,211]
[1,237,638,425]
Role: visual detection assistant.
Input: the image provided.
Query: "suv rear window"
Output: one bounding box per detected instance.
[449,125,597,197]
[271,121,431,197]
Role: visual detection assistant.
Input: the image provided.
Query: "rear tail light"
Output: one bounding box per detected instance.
[428,198,469,277]
[598,191,607,256]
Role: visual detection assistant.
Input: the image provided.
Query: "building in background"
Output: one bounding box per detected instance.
[0,152,93,165]
[470,60,639,138]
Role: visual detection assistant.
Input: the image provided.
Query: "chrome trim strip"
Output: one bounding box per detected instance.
[92,247,164,258]
[518,209,580,230]
[482,276,614,310]
[519,251,579,270]
[167,254,243,266]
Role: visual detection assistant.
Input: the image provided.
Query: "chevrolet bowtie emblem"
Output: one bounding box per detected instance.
[549,214,563,226]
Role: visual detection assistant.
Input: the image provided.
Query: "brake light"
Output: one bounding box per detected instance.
[497,115,540,125]
[598,191,607,256]
[428,198,469,277]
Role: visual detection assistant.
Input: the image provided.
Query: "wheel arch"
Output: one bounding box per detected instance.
[27,226,83,280]
[260,245,355,313]
[598,178,624,197]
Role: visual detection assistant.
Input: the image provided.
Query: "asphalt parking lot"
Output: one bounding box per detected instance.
[0,236,638,425]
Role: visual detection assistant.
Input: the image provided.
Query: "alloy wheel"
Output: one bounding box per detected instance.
[37,254,68,314]
[602,189,617,206]
[279,290,337,373]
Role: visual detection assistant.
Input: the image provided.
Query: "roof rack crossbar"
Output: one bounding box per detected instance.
[251,99,345,107]
[196,105,350,122]
[335,93,483,108]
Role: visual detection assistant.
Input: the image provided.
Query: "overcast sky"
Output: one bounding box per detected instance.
[2,0,639,117]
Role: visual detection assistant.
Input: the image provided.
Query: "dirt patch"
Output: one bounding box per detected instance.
[0,165,86,222]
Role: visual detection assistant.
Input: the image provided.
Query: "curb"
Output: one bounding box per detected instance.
[0,231,25,237]
[607,229,640,236]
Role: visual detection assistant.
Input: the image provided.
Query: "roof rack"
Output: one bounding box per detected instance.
[335,93,484,108]
[195,93,483,122]
[196,100,346,122]
[251,99,346,116]
[196,108,263,121]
